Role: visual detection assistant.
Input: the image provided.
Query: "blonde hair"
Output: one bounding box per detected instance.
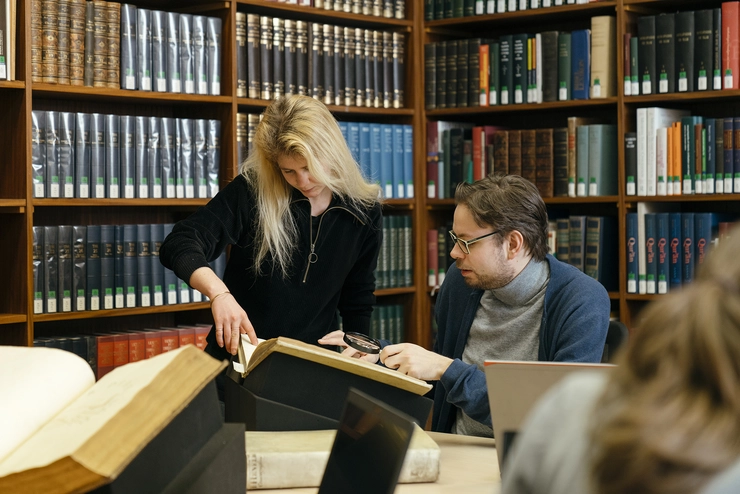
[589,228,740,494]
[239,95,381,276]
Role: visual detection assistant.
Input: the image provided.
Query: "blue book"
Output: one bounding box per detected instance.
[656,213,669,294]
[114,225,125,309]
[359,122,372,181]
[571,29,591,100]
[626,213,639,294]
[705,118,716,194]
[734,117,740,192]
[137,224,151,307]
[370,124,382,188]
[100,225,115,310]
[403,125,413,199]
[338,121,348,144]
[347,121,360,166]
[392,125,404,199]
[162,223,178,305]
[694,212,722,270]
[668,212,682,290]
[645,213,657,294]
[86,225,101,311]
[380,125,393,199]
[681,212,695,284]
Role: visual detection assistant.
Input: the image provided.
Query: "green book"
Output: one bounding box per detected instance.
[557,32,571,101]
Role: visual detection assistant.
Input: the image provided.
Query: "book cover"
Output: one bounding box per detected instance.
[570,29,590,100]
[675,11,694,93]
[45,111,60,198]
[147,116,161,199]
[104,2,120,89]
[637,15,656,95]
[655,212,669,294]
[166,12,180,93]
[179,13,194,94]
[206,16,222,96]
[194,119,208,199]
[135,8,151,91]
[626,213,638,293]
[150,224,164,306]
[114,225,124,308]
[32,110,46,198]
[722,1,739,89]
[588,124,617,196]
[246,13,260,99]
[86,225,101,311]
[590,16,615,98]
[100,225,114,310]
[104,114,119,198]
[584,216,617,291]
[72,225,86,311]
[668,212,681,290]
[192,15,207,95]
[694,9,713,91]
[655,13,675,94]
[557,32,571,101]
[644,213,657,294]
[150,10,166,92]
[136,223,151,307]
[122,224,137,308]
[58,112,75,198]
[58,226,73,312]
[89,112,105,199]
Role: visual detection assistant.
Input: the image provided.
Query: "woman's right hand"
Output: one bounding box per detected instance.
[211,292,258,355]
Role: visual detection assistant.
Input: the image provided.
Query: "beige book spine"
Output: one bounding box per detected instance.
[106,2,120,88]
[31,0,42,81]
[590,15,616,98]
[68,0,86,85]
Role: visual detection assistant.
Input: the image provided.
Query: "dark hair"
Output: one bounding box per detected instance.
[454,175,549,261]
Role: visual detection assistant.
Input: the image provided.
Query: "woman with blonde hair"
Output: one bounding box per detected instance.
[161,95,382,369]
[502,226,740,494]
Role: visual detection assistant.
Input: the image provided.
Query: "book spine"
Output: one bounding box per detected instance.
[104,114,120,198]
[624,131,637,196]
[148,116,162,199]
[334,25,345,106]
[322,24,334,105]
[166,12,180,93]
[31,0,43,82]
[136,8,151,91]
[105,1,120,89]
[43,226,58,313]
[123,224,137,307]
[260,16,274,100]
[42,0,59,83]
[235,12,247,97]
[296,20,308,96]
[100,225,114,309]
[694,9,713,91]
[57,225,73,312]
[403,124,413,198]
[535,128,554,198]
[570,29,590,100]
[91,0,107,87]
[424,42,435,110]
[33,227,44,313]
[344,27,356,105]
[557,32,571,101]
[247,14,260,98]
[194,119,208,199]
[86,224,101,310]
[382,31,392,108]
[150,223,164,306]
[284,19,296,96]
[32,110,47,198]
[162,223,178,304]
[89,113,105,199]
[72,225,86,311]
[119,115,135,198]
[180,13,194,94]
[160,117,176,198]
[724,117,734,193]
[508,129,522,177]
[114,225,124,308]
[135,115,149,198]
[355,28,365,106]
[207,16,222,96]
[83,0,93,85]
[456,38,469,108]
[68,0,86,85]
[645,213,656,294]
[655,13,675,94]
[553,127,568,196]
[364,29,374,106]
[626,213,638,293]
[576,124,589,196]
[192,15,207,95]
[675,11,694,93]
[151,10,166,92]
[120,4,137,89]
[207,119,221,198]
[46,111,60,198]
[713,8,722,90]
[715,117,724,192]
[137,223,151,307]
[58,112,75,198]
[638,15,656,95]
[681,212,695,283]
[72,112,89,198]
[179,118,194,198]
[722,2,739,89]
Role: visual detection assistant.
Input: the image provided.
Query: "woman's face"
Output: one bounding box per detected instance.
[278,155,327,200]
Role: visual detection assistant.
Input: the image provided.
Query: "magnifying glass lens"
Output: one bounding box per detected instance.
[343,332,381,354]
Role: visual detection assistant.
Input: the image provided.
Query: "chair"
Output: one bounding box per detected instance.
[601,320,629,363]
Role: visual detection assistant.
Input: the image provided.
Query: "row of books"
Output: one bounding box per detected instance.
[424,0,598,20]
[33,1,224,94]
[0,0,14,80]
[32,223,226,314]
[426,119,616,199]
[626,109,740,197]
[552,216,617,291]
[310,0,405,19]
[33,325,211,380]
[424,16,616,110]
[626,209,735,295]
[31,111,221,200]
[376,215,413,290]
[236,14,405,108]
[337,304,406,345]
[626,6,733,96]
[426,215,617,290]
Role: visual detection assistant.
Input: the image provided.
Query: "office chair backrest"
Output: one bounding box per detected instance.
[602,320,629,363]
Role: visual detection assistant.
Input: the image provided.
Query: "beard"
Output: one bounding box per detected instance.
[456,260,517,290]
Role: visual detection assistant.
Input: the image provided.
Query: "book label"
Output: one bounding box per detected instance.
[167,184,175,197]
[176,185,184,198]
[126,292,136,307]
[62,296,71,312]
[698,71,707,91]
[589,182,597,196]
[186,185,195,198]
[193,290,203,302]
[647,279,655,294]
[47,298,57,313]
[125,184,134,198]
[683,177,692,194]
[104,294,113,309]
[34,298,43,314]
[660,77,668,94]
[180,286,190,303]
[199,81,208,93]
[90,295,99,310]
[109,185,119,198]
[79,183,89,198]
[212,82,220,94]
[198,185,207,198]
[725,70,733,89]
[35,183,45,198]
[543,0,550,5]
[714,70,722,90]
[139,185,148,198]
[658,279,667,294]
[631,79,639,95]
[185,80,194,93]
[95,184,105,198]
[171,80,181,93]
[678,73,687,92]
[498,0,506,11]
[501,88,509,105]
[577,181,586,197]
[508,0,516,9]
[64,183,74,197]
[627,179,635,196]
[168,290,177,305]
[154,292,164,306]
[716,178,723,194]
[76,292,85,311]
[50,183,60,198]
[734,176,740,192]
[141,77,152,91]
[515,87,523,104]
[624,78,631,96]
[141,292,151,307]
[725,177,732,193]
[642,79,651,95]
[125,75,136,89]
[490,89,497,105]
[568,182,575,197]
[559,86,567,101]
[116,292,124,308]
[706,180,715,194]
[519,0,526,9]
[153,185,163,198]
[157,78,167,91]
[592,80,601,98]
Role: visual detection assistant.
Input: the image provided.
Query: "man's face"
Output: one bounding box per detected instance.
[450,205,517,290]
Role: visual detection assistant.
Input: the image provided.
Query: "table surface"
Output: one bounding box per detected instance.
[253,431,501,493]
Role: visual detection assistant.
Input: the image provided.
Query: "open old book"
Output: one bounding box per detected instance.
[232,335,433,396]
[246,425,441,489]
[0,345,226,493]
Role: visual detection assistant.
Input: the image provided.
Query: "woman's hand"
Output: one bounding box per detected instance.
[211,292,258,355]
[318,330,380,364]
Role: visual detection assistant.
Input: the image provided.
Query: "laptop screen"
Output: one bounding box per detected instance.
[318,388,416,494]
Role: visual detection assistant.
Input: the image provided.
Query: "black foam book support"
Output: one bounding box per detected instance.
[224,350,433,431]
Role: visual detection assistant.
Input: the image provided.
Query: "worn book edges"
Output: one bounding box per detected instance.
[246,425,440,489]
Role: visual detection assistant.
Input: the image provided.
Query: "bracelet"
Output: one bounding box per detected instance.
[209,290,231,306]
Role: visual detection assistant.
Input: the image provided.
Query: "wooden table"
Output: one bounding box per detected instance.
[254,432,501,493]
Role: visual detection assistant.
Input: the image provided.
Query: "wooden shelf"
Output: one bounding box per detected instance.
[0,80,25,89]
[376,286,416,296]
[426,196,620,209]
[0,314,27,325]
[33,198,210,207]
[31,83,233,104]
[426,98,617,117]
[33,303,211,323]
[237,0,413,29]
[624,90,740,104]
[624,194,740,204]
[237,97,415,116]
[0,200,26,213]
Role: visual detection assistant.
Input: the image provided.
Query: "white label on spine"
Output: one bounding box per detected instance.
[167,185,175,197]
[126,293,136,307]
[64,184,74,197]
[171,80,181,93]
[95,184,105,198]
[154,292,164,306]
[198,185,207,198]
[141,77,152,91]
[726,74,734,89]
[90,296,99,311]
[141,293,151,307]
[642,81,651,94]
[157,79,167,91]
[199,81,208,94]
[47,299,57,313]
[104,295,113,309]
[212,82,220,95]
[34,299,42,313]
[125,185,135,198]
[186,185,195,198]
[153,185,162,198]
[498,0,506,10]
[698,77,707,90]
[559,87,567,100]
[109,185,119,198]
[35,184,45,197]
[168,291,177,304]
[624,80,631,96]
[79,184,89,198]
[50,183,60,197]
[176,185,184,198]
[139,185,148,198]
[589,183,598,196]
[115,293,124,308]
[125,75,136,89]
[185,80,195,93]
[180,289,190,303]
[76,297,85,311]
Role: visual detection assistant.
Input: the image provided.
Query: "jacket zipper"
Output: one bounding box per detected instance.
[302,205,366,283]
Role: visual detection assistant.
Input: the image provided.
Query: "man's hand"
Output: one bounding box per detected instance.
[211,293,258,355]
[380,343,453,381]
[318,330,380,363]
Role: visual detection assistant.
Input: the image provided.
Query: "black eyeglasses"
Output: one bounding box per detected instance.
[448,230,500,255]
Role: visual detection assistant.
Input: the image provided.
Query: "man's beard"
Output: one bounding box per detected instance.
[456,261,516,290]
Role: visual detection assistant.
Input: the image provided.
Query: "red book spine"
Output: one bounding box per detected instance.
[722,2,739,89]
[160,330,179,352]
[144,330,162,358]
[111,333,129,368]
[96,334,114,379]
[128,332,146,362]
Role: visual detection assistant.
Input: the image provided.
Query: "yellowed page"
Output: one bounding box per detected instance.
[0,347,95,463]
[0,345,223,480]
[233,335,266,375]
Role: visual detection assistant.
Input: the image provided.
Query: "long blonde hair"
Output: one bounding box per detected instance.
[589,228,740,494]
[240,95,381,276]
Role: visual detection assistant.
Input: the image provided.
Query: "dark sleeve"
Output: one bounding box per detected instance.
[337,204,382,335]
[160,176,252,285]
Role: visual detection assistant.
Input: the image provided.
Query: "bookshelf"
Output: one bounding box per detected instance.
[420,0,740,334]
[0,0,428,349]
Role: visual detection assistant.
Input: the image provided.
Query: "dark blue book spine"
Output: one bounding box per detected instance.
[59,112,75,198]
[669,212,682,290]
[57,225,73,312]
[105,115,120,198]
[114,225,125,309]
[33,227,44,314]
[163,223,178,305]
[150,223,165,306]
[359,122,371,180]
[137,224,151,307]
[705,118,716,193]
[656,213,669,294]
[148,116,162,198]
[123,224,138,308]
[73,226,86,311]
[681,212,695,284]
[724,117,734,193]
[90,113,106,199]
[694,212,715,269]
[43,226,58,313]
[100,225,115,310]
[645,213,657,294]
[120,115,136,199]
[46,112,60,198]
[570,29,591,100]
[86,225,101,310]
[626,213,638,294]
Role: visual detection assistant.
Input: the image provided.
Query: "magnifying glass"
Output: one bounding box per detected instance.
[343,332,382,354]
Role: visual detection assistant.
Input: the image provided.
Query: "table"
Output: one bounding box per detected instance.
[254,432,501,493]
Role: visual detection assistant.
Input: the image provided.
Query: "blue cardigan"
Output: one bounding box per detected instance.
[431,254,610,433]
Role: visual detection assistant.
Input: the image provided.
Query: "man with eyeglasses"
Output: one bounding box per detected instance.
[377,174,610,437]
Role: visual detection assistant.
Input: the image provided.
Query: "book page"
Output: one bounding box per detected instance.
[0,347,95,463]
[233,334,266,375]
[0,345,224,480]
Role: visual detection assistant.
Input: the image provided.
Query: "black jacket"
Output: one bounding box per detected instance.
[160,175,383,362]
